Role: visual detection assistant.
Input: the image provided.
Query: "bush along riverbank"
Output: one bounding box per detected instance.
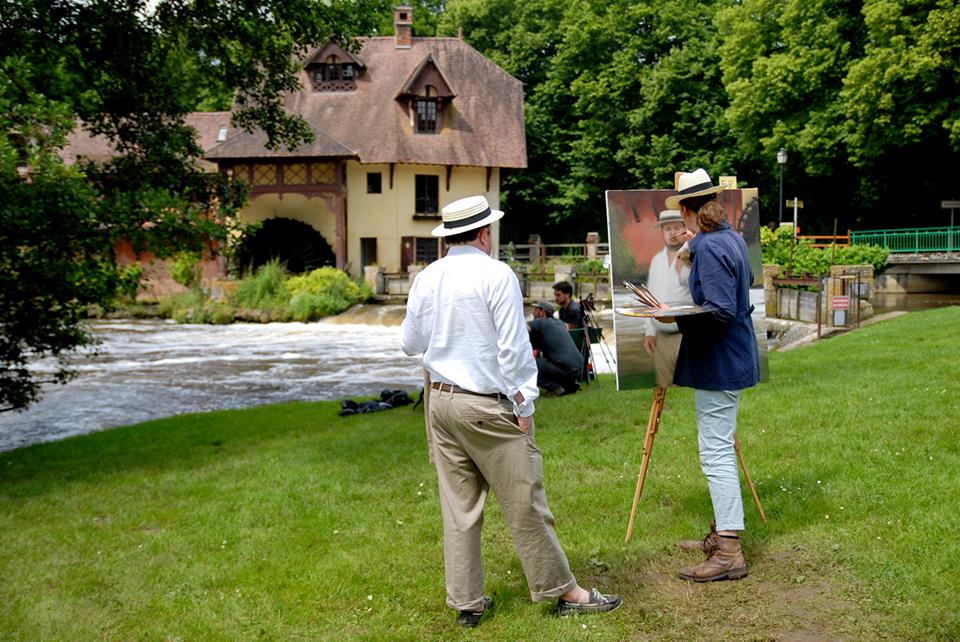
[94,261,374,324]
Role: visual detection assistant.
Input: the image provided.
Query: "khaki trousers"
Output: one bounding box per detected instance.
[429,388,577,611]
[653,330,683,388]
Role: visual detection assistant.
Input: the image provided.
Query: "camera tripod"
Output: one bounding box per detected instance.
[579,293,616,373]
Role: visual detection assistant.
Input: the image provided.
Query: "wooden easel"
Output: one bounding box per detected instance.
[624,387,767,542]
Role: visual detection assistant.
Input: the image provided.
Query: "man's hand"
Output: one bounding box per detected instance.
[643,335,656,355]
[517,414,533,433]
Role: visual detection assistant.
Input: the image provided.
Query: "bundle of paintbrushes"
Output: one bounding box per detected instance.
[622,280,662,308]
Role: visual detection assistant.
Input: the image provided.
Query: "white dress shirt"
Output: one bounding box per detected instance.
[645,245,692,337]
[401,245,539,417]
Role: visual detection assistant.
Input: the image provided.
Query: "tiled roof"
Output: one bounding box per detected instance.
[207,37,527,168]
[204,121,355,160]
[62,112,232,171]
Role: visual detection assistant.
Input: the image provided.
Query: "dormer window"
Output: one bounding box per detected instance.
[415,86,439,134]
[306,42,365,92]
[325,55,341,81]
[396,54,456,135]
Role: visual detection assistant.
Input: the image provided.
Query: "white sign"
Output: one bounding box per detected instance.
[941,200,960,209]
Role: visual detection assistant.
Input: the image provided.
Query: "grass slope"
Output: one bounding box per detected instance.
[2,308,958,641]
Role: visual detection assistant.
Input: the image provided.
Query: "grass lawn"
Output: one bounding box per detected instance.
[2,307,959,641]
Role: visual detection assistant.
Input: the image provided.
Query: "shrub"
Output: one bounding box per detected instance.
[760,226,889,275]
[286,267,373,320]
[230,261,289,311]
[170,252,202,289]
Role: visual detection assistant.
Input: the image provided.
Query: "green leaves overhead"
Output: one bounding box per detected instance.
[1,0,383,410]
[439,0,957,238]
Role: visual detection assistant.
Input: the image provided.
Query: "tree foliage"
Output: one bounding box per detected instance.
[438,0,958,240]
[0,0,382,410]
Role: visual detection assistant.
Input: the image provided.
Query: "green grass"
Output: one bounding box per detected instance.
[2,308,959,641]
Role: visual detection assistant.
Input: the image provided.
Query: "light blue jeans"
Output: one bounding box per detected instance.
[695,389,745,532]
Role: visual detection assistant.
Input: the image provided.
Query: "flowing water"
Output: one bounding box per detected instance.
[0,305,617,453]
[0,311,421,452]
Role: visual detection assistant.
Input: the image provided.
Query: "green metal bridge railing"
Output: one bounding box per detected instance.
[851,226,959,253]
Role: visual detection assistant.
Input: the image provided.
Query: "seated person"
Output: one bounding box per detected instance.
[553,281,586,329]
[529,301,583,397]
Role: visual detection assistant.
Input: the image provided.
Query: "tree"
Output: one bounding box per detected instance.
[717,0,960,231]
[441,0,733,242]
[0,0,383,411]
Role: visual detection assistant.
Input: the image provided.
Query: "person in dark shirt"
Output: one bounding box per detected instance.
[552,281,586,329]
[529,301,582,397]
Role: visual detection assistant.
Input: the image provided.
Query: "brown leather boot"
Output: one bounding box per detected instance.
[678,534,748,582]
[678,521,718,554]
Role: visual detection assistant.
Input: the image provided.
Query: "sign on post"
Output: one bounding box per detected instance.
[940,200,960,209]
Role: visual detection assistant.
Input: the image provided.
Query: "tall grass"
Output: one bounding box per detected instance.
[229,260,290,313]
[1,308,958,640]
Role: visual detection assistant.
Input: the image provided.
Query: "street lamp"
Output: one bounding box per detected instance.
[777,147,788,224]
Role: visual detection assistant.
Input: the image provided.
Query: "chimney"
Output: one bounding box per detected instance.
[394,5,413,49]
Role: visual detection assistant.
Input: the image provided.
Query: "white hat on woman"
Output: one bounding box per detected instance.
[664,168,725,209]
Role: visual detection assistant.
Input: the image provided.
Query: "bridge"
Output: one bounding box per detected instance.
[851,226,960,293]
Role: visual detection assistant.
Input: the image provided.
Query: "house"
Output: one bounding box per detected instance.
[204,5,527,282]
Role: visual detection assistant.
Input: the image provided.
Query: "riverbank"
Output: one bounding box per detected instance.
[2,308,958,640]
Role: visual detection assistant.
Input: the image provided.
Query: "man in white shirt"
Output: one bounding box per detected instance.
[402,195,621,628]
[643,209,692,388]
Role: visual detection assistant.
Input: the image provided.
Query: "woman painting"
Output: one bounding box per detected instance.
[660,168,761,582]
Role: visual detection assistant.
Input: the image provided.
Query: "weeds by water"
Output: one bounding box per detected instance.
[106,262,374,323]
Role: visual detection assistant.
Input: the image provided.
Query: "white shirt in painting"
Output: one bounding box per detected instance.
[401,245,538,417]
[645,245,692,337]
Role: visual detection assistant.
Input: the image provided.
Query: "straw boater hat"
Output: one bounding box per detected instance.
[656,209,683,227]
[431,195,504,237]
[664,168,725,210]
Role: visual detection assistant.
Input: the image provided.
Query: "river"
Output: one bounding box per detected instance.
[1,295,952,452]
[0,312,422,452]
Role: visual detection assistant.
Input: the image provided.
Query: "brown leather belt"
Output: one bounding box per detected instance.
[431,381,505,400]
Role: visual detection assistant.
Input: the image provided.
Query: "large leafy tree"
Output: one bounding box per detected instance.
[0,0,383,411]
[441,0,732,241]
[718,0,960,230]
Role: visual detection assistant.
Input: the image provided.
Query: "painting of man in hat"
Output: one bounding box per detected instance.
[604,184,768,390]
[643,209,693,388]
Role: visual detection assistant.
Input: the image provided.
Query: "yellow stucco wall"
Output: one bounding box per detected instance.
[345,162,500,276]
[235,163,501,278]
[239,192,338,251]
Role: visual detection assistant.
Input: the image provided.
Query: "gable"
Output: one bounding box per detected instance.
[396,54,455,100]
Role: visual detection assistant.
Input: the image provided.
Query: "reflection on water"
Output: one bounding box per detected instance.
[0,317,423,452]
[870,292,960,315]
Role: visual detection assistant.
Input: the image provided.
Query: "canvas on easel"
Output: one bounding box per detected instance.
[604,188,769,390]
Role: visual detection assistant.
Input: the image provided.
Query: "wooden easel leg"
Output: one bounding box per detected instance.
[625,387,667,542]
[734,435,766,522]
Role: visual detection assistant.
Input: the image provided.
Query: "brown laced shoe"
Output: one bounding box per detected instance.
[678,521,718,554]
[678,534,748,582]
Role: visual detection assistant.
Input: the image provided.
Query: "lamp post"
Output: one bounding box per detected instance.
[777,147,788,224]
